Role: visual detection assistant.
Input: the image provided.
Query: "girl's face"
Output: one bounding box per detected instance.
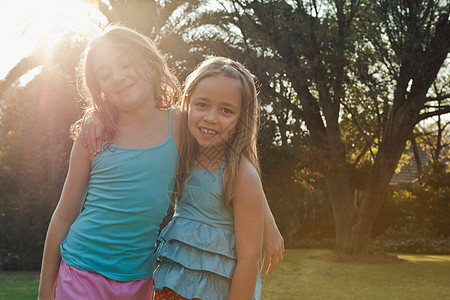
[91,44,154,112]
[188,74,242,151]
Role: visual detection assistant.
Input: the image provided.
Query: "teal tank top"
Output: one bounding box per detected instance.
[60,109,177,281]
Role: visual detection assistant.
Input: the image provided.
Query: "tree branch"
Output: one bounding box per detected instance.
[418,106,450,122]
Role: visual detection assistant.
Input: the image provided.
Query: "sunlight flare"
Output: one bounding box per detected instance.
[0,0,107,79]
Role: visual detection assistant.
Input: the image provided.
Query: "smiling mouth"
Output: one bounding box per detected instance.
[116,83,134,94]
[200,127,218,135]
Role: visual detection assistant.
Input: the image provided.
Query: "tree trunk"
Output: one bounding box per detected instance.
[345,100,420,253]
[322,148,356,253]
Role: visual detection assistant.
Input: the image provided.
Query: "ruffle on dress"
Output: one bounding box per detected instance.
[153,217,237,300]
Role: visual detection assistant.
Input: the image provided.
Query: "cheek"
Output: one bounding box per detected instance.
[187,111,196,130]
[98,82,112,97]
[226,118,240,136]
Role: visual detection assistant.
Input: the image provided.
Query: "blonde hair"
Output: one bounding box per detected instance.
[71,24,181,144]
[176,57,260,205]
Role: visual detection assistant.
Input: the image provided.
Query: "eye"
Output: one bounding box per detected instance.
[98,72,111,81]
[222,108,234,114]
[96,66,111,81]
[121,62,132,69]
[119,56,133,69]
[196,102,207,108]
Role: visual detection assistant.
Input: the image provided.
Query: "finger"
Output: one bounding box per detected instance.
[91,127,98,154]
[81,123,87,148]
[260,254,270,276]
[266,257,275,275]
[266,253,282,275]
[87,124,96,155]
[267,248,284,276]
[93,127,101,153]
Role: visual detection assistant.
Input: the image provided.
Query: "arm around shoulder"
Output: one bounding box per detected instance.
[38,139,91,300]
[261,191,284,275]
[228,159,265,300]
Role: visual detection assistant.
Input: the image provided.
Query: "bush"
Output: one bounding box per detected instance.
[372,237,450,254]
[371,162,450,254]
[261,146,335,246]
[371,214,450,254]
[287,238,335,249]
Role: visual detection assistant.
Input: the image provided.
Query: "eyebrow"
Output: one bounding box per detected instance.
[221,101,240,110]
[192,96,240,108]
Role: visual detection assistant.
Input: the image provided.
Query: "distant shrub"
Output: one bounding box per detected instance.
[372,237,450,254]
[287,238,335,249]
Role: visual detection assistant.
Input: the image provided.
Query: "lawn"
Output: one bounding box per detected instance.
[1,249,449,299]
[261,249,450,300]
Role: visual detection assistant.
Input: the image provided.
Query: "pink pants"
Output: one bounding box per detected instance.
[56,261,153,300]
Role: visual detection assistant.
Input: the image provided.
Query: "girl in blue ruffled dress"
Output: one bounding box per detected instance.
[153,57,268,300]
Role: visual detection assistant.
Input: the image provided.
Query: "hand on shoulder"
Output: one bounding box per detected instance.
[78,113,104,155]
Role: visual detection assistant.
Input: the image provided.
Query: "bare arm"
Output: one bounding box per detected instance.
[228,159,264,300]
[261,194,284,275]
[38,139,91,300]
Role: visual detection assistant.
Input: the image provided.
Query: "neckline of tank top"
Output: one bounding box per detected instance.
[107,136,174,151]
[191,163,225,174]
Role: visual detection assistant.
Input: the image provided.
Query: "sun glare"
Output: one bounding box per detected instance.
[0,0,107,79]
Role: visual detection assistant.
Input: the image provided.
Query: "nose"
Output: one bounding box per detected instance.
[203,109,218,123]
[112,67,126,83]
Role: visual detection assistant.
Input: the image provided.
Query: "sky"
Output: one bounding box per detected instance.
[0,0,107,80]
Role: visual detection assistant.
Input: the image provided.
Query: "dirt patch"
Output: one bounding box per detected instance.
[314,250,407,264]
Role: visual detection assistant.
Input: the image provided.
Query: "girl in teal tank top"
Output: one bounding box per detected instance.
[39,25,181,300]
[153,57,270,300]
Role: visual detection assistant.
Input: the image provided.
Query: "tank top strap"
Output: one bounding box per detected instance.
[219,161,226,175]
[168,108,173,139]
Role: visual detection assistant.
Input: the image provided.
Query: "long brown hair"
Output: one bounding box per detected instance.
[71,24,181,144]
[176,57,260,205]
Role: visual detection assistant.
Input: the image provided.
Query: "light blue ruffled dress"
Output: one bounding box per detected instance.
[153,164,261,300]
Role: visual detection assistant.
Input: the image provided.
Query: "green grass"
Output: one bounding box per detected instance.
[0,272,39,300]
[1,249,449,299]
[261,249,450,300]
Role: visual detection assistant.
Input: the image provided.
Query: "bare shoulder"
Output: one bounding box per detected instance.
[233,157,265,215]
[238,157,260,183]
[235,157,263,197]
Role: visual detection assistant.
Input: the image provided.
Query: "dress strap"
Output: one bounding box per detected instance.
[219,161,226,174]
[169,108,173,139]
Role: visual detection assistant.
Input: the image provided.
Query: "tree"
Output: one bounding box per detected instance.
[0,67,80,269]
[353,0,449,253]
[189,0,450,254]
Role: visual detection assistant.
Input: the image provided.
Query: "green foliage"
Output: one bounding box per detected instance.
[0,68,81,270]
[372,161,450,253]
[260,143,334,246]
